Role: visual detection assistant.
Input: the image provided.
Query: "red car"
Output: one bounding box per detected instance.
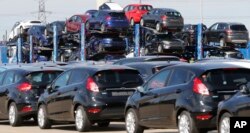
[65,15,87,33]
[124,4,153,26]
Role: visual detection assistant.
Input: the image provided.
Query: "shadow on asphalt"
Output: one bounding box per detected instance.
[52,123,125,132]
[0,120,37,126]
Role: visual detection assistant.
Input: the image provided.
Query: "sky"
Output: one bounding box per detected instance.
[0,0,250,41]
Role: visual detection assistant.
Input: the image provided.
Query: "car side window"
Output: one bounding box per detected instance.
[53,71,71,90]
[145,69,172,91]
[124,6,129,12]
[148,9,154,15]
[14,73,22,83]
[168,69,193,86]
[3,71,15,85]
[76,16,82,23]
[68,69,88,85]
[210,24,218,31]
[0,72,5,85]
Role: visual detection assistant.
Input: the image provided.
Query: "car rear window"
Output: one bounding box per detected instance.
[201,68,250,90]
[147,57,180,62]
[26,71,62,86]
[139,5,153,11]
[166,12,181,17]
[30,21,42,23]
[93,70,143,88]
[230,25,247,31]
[109,12,126,18]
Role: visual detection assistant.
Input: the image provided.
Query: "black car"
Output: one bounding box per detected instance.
[0,66,62,126]
[125,61,186,81]
[86,10,129,33]
[140,8,184,32]
[204,22,249,47]
[86,35,127,57]
[37,65,143,132]
[144,33,184,55]
[113,55,180,65]
[217,82,250,133]
[45,21,65,37]
[175,24,207,46]
[124,62,250,133]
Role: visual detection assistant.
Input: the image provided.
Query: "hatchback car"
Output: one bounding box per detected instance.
[124,4,153,26]
[217,82,250,133]
[65,15,87,33]
[45,21,65,37]
[204,22,249,48]
[140,8,184,32]
[125,62,250,133]
[37,65,143,132]
[113,55,180,65]
[86,10,129,33]
[0,66,62,126]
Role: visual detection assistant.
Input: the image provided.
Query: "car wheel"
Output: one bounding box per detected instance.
[9,103,22,126]
[144,47,149,55]
[38,105,51,129]
[157,44,163,53]
[219,113,231,133]
[156,22,162,32]
[75,106,91,132]
[220,38,226,47]
[140,19,144,27]
[130,19,135,27]
[97,121,110,127]
[178,111,199,133]
[183,37,190,46]
[100,24,106,33]
[125,109,144,133]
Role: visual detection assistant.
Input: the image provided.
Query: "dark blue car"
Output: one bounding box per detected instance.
[86,10,129,33]
[86,35,126,57]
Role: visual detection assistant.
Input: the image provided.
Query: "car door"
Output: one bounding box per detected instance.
[158,68,194,128]
[235,93,250,116]
[46,71,71,120]
[57,69,88,121]
[138,69,172,128]
[209,23,219,42]
[144,9,154,26]
[0,72,7,118]
[215,23,225,42]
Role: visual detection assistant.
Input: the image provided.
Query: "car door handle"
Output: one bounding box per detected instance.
[176,89,182,94]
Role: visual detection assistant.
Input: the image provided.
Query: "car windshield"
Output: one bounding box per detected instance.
[139,5,153,11]
[201,68,250,91]
[26,71,62,86]
[230,25,247,31]
[93,70,143,88]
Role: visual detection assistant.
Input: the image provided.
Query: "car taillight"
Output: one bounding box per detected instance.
[106,16,111,21]
[226,30,233,35]
[21,106,32,113]
[87,107,101,114]
[86,77,99,92]
[17,82,32,92]
[193,78,209,96]
[161,15,167,21]
[196,113,212,120]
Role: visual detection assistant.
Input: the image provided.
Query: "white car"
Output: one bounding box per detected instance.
[8,20,44,41]
[99,2,123,11]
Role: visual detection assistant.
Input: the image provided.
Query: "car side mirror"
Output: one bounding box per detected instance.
[240,82,250,94]
[47,84,58,93]
[137,86,145,93]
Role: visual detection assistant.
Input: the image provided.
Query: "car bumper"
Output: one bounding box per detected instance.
[16,102,37,117]
[191,112,217,129]
[162,21,183,31]
[226,36,249,44]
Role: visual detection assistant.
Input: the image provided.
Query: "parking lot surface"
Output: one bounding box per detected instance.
[0,121,218,133]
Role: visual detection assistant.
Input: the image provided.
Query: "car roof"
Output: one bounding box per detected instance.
[73,64,137,72]
[153,8,178,12]
[128,4,152,6]
[5,66,63,73]
[103,2,123,10]
[216,22,245,25]
[125,61,185,67]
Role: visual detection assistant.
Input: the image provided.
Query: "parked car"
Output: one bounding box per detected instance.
[0,66,63,126]
[125,61,250,133]
[9,20,44,41]
[86,35,127,57]
[123,4,153,26]
[65,15,87,33]
[217,82,250,133]
[113,55,181,65]
[99,2,123,11]
[204,22,249,48]
[45,21,65,36]
[144,33,184,55]
[37,65,144,132]
[85,10,98,17]
[140,8,184,32]
[86,10,129,33]
[175,24,207,46]
[125,61,185,81]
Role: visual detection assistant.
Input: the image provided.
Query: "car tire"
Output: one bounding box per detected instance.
[38,105,51,129]
[219,113,231,133]
[140,19,144,27]
[156,22,162,32]
[125,108,144,133]
[100,24,106,33]
[157,44,163,53]
[178,111,200,133]
[97,121,110,127]
[75,106,91,132]
[220,38,226,47]
[130,19,135,27]
[9,102,22,127]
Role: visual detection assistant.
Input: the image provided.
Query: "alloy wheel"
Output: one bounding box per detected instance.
[38,107,45,127]
[156,23,162,32]
[130,19,135,27]
[126,111,136,133]
[140,19,144,26]
[220,116,230,133]
[178,113,190,133]
[9,105,16,125]
[75,108,84,130]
